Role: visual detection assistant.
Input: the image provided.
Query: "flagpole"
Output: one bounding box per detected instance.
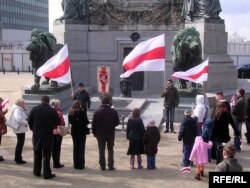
[70,69,74,95]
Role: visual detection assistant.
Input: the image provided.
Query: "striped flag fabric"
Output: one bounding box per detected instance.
[120,34,165,78]
[1,98,9,111]
[172,59,209,84]
[36,44,71,83]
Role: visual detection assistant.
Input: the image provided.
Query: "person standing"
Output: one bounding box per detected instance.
[28,95,60,179]
[68,100,89,170]
[214,143,243,172]
[126,108,145,169]
[245,97,250,144]
[0,97,8,161]
[192,95,206,135]
[143,120,161,170]
[178,109,198,167]
[161,79,179,133]
[10,99,29,164]
[210,102,240,164]
[92,96,120,170]
[189,136,213,180]
[71,83,91,113]
[50,99,65,168]
[231,88,246,151]
[215,91,231,112]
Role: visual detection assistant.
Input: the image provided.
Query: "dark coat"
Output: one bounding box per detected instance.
[246,98,250,121]
[232,96,246,122]
[73,90,91,110]
[161,86,179,107]
[178,116,197,144]
[143,126,160,155]
[202,118,214,142]
[68,109,89,136]
[92,104,120,139]
[210,112,239,143]
[126,119,145,140]
[28,103,60,150]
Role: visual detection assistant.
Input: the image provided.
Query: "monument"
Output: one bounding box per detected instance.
[53,0,184,95]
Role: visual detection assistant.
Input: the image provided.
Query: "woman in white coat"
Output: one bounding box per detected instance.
[10,99,28,164]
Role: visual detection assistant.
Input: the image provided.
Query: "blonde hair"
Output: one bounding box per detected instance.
[15,99,25,107]
[50,99,61,108]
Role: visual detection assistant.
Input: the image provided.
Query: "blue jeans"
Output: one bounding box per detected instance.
[165,106,175,131]
[147,155,156,169]
[182,143,193,167]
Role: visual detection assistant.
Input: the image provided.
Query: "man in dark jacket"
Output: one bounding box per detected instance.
[72,83,91,113]
[28,95,60,179]
[92,96,120,170]
[231,88,246,151]
[161,79,179,133]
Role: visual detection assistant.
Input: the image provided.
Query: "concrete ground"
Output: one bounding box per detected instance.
[0,73,250,188]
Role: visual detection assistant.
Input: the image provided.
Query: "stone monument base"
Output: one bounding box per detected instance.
[22,84,72,113]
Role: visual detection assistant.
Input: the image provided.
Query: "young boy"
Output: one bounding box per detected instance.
[178,109,198,167]
[143,120,160,170]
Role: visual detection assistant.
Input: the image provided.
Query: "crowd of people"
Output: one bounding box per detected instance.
[0,81,248,180]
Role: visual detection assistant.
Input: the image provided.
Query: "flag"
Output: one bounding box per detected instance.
[172,59,209,84]
[120,34,165,78]
[36,44,71,83]
[1,99,9,111]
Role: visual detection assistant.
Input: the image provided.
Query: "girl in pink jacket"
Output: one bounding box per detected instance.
[189,136,212,180]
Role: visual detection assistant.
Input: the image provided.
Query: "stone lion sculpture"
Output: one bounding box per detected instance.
[26,29,63,90]
[171,27,202,89]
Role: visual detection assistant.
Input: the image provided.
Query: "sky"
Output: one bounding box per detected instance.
[49,0,250,41]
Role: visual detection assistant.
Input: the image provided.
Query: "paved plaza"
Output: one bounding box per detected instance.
[0,73,250,188]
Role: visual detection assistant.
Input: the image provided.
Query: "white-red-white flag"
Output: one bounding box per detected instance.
[36,44,71,83]
[172,59,209,84]
[120,34,165,78]
[1,98,9,111]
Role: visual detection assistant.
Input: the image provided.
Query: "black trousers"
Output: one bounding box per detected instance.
[33,147,52,178]
[72,134,86,169]
[15,133,25,161]
[97,137,114,168]
[52,134,63,166]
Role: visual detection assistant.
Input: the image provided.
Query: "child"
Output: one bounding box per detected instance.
[202,118,214,162]
[143,120,160,170]
[178,109,197,167]
[126,108,145,169]
[189,136,213,180]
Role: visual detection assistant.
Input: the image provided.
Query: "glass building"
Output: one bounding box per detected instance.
[0,0,48,72]
[0,0,48,31]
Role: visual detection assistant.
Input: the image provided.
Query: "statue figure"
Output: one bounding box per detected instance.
[171,27,202,89]
[26,29,63,90]
[120,79,132,98]
[182,0,222,20]
[60,0,87,20]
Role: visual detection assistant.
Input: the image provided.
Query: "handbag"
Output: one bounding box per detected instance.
[57,126,69,136]
[6,110,19,129]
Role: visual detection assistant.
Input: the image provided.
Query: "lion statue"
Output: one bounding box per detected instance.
[171,27,202,89]
[26,29,63,90]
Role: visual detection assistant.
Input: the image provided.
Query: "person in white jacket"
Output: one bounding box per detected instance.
[10,99,28,164]
[192,95,206,135]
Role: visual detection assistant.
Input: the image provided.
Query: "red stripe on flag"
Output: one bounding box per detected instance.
[123,47,165,71]
[186,66,208,79]
[43,57,70,78]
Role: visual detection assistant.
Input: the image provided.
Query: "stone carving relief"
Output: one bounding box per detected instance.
[89,0,183,25]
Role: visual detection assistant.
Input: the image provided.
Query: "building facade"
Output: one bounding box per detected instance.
[0,0,48,71]
[228,42,250,67]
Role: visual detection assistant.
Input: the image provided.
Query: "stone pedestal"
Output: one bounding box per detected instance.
[53,20,90,89]
[185,19,237,91]
[22,84,72,113]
